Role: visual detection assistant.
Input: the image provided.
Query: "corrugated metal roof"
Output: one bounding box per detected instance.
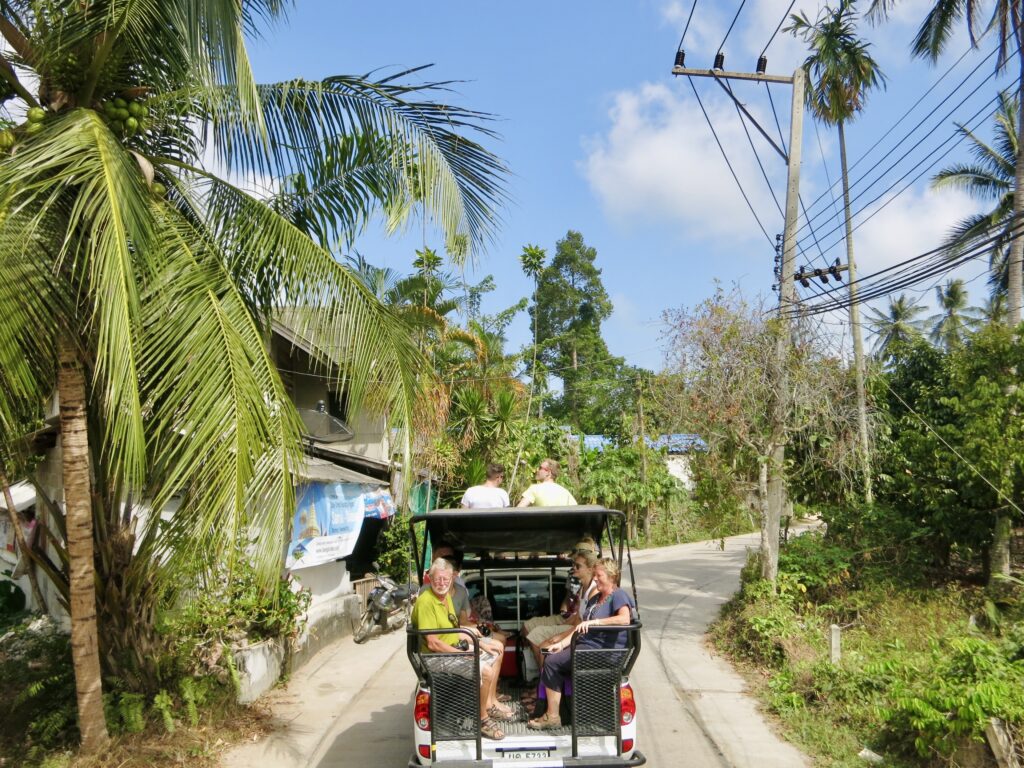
[297,455,386,485]
[581,433,707,454]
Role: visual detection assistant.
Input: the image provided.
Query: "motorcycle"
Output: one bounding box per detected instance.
[353,565,416,644]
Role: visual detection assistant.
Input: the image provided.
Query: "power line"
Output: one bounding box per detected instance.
[798,91,1003,257]
[760,1,797,59]
[675,0,700,51]
[687,75,774,246]
[718,0,748,54]
[797,65,1005,245]
[795,42,1000,233]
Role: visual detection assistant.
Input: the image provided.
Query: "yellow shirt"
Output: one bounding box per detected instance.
[521,482,577,507]
[411,589,460,651]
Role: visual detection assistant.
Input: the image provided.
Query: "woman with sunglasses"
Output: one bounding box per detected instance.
[524,547,599,675]
[528,558,635,731]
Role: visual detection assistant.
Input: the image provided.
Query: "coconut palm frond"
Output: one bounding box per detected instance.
[932,164,1009,199]
[197,72,507,259]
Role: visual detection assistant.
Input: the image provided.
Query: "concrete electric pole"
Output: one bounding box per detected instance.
[671,60,805,582]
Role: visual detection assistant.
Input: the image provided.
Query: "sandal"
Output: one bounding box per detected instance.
[520,691,538,709]
[527,712,562,730]
[489,703,514,720]
[497,693,512,703]
[481,717,505,740]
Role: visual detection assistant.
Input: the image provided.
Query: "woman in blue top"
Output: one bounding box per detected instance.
[528,557,635,730]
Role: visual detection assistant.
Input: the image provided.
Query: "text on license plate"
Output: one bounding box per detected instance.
[501,750,553,759]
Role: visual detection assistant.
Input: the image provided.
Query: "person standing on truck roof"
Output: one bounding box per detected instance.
[460,463,511,508]
[517,458,577,507]
[412,558,513,741]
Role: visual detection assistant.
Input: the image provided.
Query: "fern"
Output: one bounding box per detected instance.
[179,677,199,727]
[152,689,176,733]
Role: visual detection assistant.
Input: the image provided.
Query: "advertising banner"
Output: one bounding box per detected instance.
[286,482,395,570]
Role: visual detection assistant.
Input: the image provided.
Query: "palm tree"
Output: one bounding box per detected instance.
[0,2,505,751]
[931,92,1018,300]
[788,1,885,503]
[869,0,1024,326]
[866,294,928,360]
[929,279,984,348]
[870,0,1024,583]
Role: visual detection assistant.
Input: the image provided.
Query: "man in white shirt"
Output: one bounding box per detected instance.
[460,463,511,509]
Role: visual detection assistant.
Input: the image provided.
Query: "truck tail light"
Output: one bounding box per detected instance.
[418,744,431,759]
[622,738,634,752]
[620,684,635,725]
[415,690,431,731]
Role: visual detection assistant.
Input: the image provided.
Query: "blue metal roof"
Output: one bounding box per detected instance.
[581,433,706,454]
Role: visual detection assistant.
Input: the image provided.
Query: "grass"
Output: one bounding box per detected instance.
[711,533,1023,768]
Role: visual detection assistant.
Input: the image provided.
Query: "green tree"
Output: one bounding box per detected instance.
[788,0,885,505]
[928,278,983,348]
[868,0,1024,324]
[931,91,1019,299]
[866,293,928,362]
[878,327,1024,572]
[531,230,630,433]
[0,2,505,750]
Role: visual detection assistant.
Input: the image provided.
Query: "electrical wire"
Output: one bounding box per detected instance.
[798,90,1003,256]
[796,42,999,232]
[687,75,774,246]
[675,0,700,51]
[760,0,797,58]
[797,62,1006,244]
[718,0,748,54]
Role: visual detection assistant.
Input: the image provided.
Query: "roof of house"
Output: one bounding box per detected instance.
[582,433,707,454]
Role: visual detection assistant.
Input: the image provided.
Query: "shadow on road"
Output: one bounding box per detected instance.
[312,695,414,768]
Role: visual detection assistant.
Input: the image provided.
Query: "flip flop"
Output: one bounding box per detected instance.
[481,717,506,740]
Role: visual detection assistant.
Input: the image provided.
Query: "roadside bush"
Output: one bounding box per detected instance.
[163,558,310,682]
[879,631,1024,760]
[0,617,78,763]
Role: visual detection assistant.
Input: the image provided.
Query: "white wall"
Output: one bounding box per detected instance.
[666,455,694,490]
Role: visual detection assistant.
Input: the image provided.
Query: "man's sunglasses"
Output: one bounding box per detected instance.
[448,613,459,626]
[572,562,586,570]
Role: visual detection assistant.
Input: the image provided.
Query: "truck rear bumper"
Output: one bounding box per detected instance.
[408,750,647,767]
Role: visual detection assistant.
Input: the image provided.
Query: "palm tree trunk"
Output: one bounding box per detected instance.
[1,471,47,611]
[988,40,1024,583]
[57,333,109,752]
[839,120,874,505]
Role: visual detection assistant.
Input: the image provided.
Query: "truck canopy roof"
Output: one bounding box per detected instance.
[411,505,622,556]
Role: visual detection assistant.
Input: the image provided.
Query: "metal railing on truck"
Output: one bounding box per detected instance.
[406,623,642,762]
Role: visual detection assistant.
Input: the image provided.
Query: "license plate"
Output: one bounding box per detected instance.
[500,749,553,759]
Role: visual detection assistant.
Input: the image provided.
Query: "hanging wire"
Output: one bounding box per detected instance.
[718,0,748,53]
[760,0,797,58]
[687,76,773,246]
[676,0,700,50]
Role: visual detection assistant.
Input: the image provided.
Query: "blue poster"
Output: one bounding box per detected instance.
[286,482,395,570]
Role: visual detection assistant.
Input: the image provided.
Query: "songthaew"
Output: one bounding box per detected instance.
[405,505,645,767]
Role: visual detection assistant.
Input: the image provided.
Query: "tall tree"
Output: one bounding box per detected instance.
[929,278,984,348]
[788,0,886,505]
[531,230,626,433]
[931,91,1019,299]
[0,1,505,750]
[866,293,928,361]
[871,0,1024,583]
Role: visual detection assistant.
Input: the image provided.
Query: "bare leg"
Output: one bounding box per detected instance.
[545,686,561,718]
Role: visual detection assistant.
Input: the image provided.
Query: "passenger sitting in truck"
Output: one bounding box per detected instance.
[412,558,513,741]
[425,546,509,653]
[528,557,635,731]
[522,541,599,674]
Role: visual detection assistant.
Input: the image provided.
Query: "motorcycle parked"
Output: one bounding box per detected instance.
[353,566,416,644]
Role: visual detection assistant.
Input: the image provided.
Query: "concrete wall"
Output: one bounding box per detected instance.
[288,559,362,671]
[666,455,694,490]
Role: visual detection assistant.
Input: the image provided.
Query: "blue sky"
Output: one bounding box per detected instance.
[247,1,1015,371]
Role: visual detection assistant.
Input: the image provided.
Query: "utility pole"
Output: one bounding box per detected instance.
[672,59,805,582]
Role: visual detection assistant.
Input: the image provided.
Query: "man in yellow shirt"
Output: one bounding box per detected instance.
[517,458,577,507]
[411,558,511,740]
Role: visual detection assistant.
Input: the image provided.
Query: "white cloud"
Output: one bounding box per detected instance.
[581,81,787,243]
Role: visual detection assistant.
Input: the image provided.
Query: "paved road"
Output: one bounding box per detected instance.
[224,531,809,768]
